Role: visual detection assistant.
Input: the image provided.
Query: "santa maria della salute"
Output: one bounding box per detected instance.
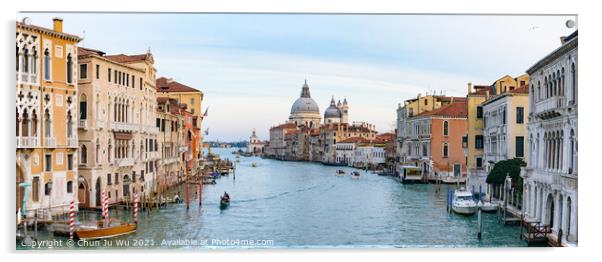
[265,80,395,167]
[288,80,349,127]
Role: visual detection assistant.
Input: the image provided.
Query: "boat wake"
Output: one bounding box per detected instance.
[234,184,335,203]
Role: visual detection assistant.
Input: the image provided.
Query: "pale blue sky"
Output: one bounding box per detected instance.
[19,13,576,141]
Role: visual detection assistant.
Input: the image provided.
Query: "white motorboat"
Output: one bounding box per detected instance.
[452,189,477,215]
[480,200,499,212]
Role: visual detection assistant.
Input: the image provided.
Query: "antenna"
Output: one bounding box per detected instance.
[81,30,86,47]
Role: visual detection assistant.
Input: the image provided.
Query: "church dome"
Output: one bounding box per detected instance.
[290,80,320,115]
[324,97,342,118]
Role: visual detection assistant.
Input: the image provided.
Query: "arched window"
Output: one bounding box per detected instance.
[16,45,20,72]
[21,110,30,137]
[44,48,51,80]
[44,109,51,138]
[80,94,87,120]
[569,129,575,174]
[66,54,73,84]
[571,62,576,104]
[80,144,88,164]
[443,143,449,158]
[443,121,449,136]
[67,110,73,138]
[537,81,541,101]
[561,67,565,96]
[23,48,29,74]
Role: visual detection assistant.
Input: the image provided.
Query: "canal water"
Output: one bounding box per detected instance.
[18,147,527,249]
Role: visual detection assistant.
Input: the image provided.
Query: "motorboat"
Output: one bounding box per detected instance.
[480,200,500,212]
[75,219,136,240]
[336,170,346,176]
[452,188,477,215]
[351,171,361,179]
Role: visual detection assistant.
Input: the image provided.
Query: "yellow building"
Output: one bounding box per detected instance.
[492,74,529,95]
[16,18,81,217]
[465,74,529,192]
[156,77,204,129]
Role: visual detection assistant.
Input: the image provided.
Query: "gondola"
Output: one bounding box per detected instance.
[220,194,230,210]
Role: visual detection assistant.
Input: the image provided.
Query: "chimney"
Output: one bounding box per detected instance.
[52,17,63,33]
[467,82,473,94]
[485,90,490,99]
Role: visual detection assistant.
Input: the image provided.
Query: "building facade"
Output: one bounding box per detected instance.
[16,18,81,217]
[522,31,578,245]
[247,129,266,154]
[77,46,159,208]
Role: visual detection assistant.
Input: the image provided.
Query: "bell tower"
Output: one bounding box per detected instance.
[339,98,349,124]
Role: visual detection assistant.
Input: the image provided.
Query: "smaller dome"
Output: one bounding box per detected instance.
[324,97,342,118]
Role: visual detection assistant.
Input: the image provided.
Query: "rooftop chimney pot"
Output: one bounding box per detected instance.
[52,17,63,33]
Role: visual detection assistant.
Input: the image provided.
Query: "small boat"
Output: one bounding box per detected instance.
[452,189,477,215]
[75,219,137,240]
[220,193,230,210]
[351,171,361,179]
[480,200,499,212]
[251,162,257,167]
[336,170,346,176]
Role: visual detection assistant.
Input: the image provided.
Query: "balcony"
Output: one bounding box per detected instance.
[117,158,135,167]
[44,137,56,148]
[110,121,138,132]
[163,157,179,165]
[79,119,88,130]
[16,136,38,148]
[179,145,189,153]
[67,137,78,148]
[144,125,159,134]
[16,72,39,85]
[534,96,566,118]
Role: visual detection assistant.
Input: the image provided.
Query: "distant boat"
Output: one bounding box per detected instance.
[452,188,477,215]
[251,162,257,167]
[351,171,361,179]
[336,170,346,176]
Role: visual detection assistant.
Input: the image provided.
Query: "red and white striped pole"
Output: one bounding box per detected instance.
[133,194,139,224]
[103,190,109,226]
[69,200,75,240]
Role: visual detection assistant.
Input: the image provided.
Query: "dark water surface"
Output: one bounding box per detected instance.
[18,147,527,249]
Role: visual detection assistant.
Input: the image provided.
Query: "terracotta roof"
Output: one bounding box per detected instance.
[272,122,297,130]
[78,47,105,57]
[375,133,396,143]
[417,101,467,118]
[440,96,468,102]
[105,53,149,63]
[469,85,493,96]
[156,77,201,93]
[508,85,530,94]
[339,137,370,143]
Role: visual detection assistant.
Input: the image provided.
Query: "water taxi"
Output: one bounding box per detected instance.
[75,219,137,240]
[452,189,477,215]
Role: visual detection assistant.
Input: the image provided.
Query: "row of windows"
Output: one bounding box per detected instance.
[30,177,73,202]
[79,63,144,90]
[43,153,75,172]
[16,45,75,84]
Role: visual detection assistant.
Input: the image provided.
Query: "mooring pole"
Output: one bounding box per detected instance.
[477,201,483,240]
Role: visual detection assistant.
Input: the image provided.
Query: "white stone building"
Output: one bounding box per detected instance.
[522,31,578,245]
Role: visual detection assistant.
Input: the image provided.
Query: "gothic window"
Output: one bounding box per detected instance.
[44,109,51,138]
[67,110,73,138]
[44,48,51,81]
[23,48,29,73]
[80,144,88,164]
[21,110,29,137]
[571,63,576,104]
